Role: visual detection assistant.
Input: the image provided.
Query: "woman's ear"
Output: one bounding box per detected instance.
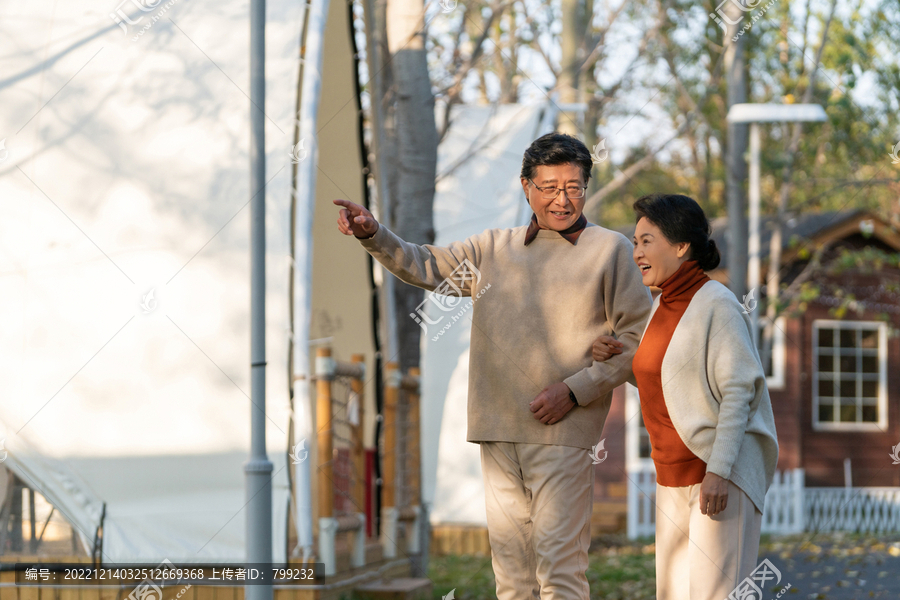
[676,242,691,259]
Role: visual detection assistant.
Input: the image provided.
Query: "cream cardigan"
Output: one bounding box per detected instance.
[639,279,779,513]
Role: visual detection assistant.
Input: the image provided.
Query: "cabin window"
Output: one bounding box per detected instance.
[625,384,653,468]
[637,411,651,459]
[813,320,888,431]
[757,316,786,389]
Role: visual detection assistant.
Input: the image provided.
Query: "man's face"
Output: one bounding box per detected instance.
[520,163,586,231]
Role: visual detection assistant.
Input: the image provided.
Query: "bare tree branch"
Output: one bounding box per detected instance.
[435,0,511,140]
[582,39,730,214]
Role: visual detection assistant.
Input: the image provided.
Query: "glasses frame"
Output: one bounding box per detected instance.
[528,179,588,200]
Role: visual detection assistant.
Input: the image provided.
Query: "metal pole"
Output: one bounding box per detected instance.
[292,0,329,562]
[246,0,273,599]
[748,122,760,349]
[724,23,749,302]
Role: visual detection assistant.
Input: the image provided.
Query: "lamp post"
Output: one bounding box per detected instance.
[247,1,273,600]
[725,103,827,348]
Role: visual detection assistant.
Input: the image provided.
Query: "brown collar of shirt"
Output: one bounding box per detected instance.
[523,213,588,246]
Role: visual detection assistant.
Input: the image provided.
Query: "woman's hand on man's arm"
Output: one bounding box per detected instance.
[591,335,624,362]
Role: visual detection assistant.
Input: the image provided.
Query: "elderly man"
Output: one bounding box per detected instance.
[334,133,651,600]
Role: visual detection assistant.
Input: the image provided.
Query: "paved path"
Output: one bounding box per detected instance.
[758,536,900,599]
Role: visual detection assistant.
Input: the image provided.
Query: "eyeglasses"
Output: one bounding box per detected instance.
[529,179,587,200]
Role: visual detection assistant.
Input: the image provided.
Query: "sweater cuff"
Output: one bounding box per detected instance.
[563,370,599,406]
[706,449,737,480]
[706,424,746,481]
[353,223,388,250]
[356,224,383,244]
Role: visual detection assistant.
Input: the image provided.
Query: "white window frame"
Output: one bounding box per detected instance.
[812,319,888,432]
[758,316,787,390]
[624,383,654,472]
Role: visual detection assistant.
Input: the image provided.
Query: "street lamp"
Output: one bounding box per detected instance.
[725,103,827,348]
[247,2,273,600]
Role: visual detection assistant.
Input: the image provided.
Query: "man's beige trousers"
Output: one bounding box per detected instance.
[480,441,594,600]
[655,479,763,600]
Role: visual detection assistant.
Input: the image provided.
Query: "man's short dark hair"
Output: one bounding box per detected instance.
[520,132,592,184]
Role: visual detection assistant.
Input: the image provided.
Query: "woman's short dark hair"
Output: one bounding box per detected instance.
[520,132,592,184]
[633,194,721,271]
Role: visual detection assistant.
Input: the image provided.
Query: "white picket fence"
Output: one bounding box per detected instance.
[761,469,805,534]
[626,466,900,538]
[806,487,900,533]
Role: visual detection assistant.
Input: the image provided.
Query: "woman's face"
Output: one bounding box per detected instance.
[632,217,690,287]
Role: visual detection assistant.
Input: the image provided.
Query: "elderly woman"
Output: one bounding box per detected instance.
[593,194,778,600]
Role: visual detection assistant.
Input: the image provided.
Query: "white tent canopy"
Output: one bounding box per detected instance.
[0,0,308,562]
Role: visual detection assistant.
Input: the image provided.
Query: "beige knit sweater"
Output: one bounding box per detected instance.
[640,279,779,512]
[359,222,652,449]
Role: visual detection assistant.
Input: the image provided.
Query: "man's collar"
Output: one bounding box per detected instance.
[524,213,588,246]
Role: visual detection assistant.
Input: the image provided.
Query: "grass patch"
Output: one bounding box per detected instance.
[427,532,900,599]
[427,554,494,599]
[428,538,656,599]
[586,552,655,599]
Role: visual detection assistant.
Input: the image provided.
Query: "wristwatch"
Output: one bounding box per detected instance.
[568,389,578,405]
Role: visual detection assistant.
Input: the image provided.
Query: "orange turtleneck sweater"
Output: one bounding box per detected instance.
[632,260,711,487]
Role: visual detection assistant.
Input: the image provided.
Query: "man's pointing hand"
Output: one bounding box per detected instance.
[334,199,379,239]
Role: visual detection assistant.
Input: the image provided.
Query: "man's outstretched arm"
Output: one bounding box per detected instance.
[334,198,484,295]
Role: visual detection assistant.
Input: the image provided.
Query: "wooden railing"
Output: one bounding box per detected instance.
[381,362,422,559]
[314,347,367,575]
[312,349,424,573]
